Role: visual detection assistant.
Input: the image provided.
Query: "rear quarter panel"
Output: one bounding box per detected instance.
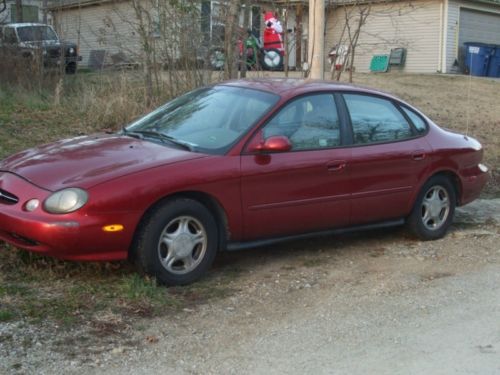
[412,122,485,207]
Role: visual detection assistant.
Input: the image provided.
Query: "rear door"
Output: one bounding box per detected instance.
[240,93,351,240]
[340,93,431,225]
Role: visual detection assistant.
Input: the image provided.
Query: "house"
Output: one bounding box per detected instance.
[0,0,48,24]
[323,0,500,73]
[47,0,269,69]
[47,0,500,73]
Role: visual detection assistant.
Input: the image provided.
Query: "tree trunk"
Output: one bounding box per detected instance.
[224,0,241,80]
[15,0,23,22]
[295,3,302,70]
[240,0,251,78]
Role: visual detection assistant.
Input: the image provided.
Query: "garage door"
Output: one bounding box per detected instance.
[459,8,500,47]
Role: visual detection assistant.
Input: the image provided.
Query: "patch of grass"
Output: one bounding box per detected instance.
[0,244,239,328]
[0,310,15,322]
[302,258,324,268]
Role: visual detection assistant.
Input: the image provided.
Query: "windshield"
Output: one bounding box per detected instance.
[125,85,279,154]
[17,25,58,42]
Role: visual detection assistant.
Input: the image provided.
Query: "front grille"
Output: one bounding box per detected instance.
[0,189,19,205]
[47,48,61,58]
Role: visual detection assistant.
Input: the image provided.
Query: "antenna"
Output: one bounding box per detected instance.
[465,50,473,138]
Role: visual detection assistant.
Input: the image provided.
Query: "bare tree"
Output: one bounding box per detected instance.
[223,0,241,80]
[240,0,251,79]
[130,0,155,106]
[0,0,7,24]
[328,1,419,82]
[343,3,370,82]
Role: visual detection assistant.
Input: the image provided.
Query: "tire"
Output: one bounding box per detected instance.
[261,48,283,71]
[134,198,218,286]
[407,175,456,240]
[65,62,77,74]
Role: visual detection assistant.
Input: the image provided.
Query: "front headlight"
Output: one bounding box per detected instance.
[43,188,88,214]
[68,47,75,55]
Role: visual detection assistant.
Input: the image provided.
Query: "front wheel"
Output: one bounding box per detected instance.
[65,62,77,74]
[407,175,456,240]
[133,198,218,285]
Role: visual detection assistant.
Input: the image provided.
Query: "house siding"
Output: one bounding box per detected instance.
[53,1,142,67]
[326,0,442,73]
[446,0,500,72]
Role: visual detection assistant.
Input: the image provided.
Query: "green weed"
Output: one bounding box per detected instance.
[0,310,15,322]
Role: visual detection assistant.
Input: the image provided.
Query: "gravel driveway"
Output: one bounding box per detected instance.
[2,199,498,374]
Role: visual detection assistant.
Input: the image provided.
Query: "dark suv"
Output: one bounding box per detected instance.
[0,23,81,74]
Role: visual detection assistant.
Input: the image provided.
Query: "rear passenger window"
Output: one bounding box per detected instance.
[344,94,413,145]
[401,106,427,134]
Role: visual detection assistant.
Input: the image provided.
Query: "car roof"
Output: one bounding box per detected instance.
[220,78,400,101]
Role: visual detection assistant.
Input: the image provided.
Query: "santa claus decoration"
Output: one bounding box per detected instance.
[263,11,284,53]
[262,11,285,70]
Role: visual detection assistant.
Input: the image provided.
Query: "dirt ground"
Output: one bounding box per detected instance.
[1,199,499,374]
[0,72,499,374]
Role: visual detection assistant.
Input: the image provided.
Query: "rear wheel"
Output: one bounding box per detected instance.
[407,175,456,240]
[134,198,218,285]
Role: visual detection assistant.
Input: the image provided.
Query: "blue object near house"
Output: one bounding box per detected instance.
[464,42,496,77]
[486,47,500,78]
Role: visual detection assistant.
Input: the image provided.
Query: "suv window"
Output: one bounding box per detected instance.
[263,94,341,150]
[16,25,58,42]
[401,106,427,134]
[343,94,413,144]
[3,27,18,44]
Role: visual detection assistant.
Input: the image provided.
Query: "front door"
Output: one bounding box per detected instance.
[240,93,351,240]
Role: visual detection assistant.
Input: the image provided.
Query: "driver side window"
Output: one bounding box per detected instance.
[263,94,340,151]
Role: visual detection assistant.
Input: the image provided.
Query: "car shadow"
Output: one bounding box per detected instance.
[211,225,409,276]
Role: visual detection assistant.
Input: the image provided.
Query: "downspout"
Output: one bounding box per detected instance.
[440,0,449,73]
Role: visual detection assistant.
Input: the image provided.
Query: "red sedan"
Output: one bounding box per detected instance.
[0,79,488,285]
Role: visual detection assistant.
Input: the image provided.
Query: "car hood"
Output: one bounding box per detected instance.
[0,134,206,190]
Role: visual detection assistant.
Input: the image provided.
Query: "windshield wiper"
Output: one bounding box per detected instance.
[121,127,144,140]
[122,129,195,152]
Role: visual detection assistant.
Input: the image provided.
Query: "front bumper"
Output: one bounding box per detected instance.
[43,55,82,67]
[0,172,134,261]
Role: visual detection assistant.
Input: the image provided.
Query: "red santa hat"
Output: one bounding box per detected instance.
[264,11,275,22]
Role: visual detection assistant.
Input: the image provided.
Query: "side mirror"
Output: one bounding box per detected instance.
[249,135,292,153]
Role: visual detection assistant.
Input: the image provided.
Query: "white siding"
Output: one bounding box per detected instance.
[53,2,142,67]
[446,0,500,72]
[326,0,442,73]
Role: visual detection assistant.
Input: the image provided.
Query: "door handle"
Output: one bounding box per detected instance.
[412,151,426,161]
[326,160,347,172]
